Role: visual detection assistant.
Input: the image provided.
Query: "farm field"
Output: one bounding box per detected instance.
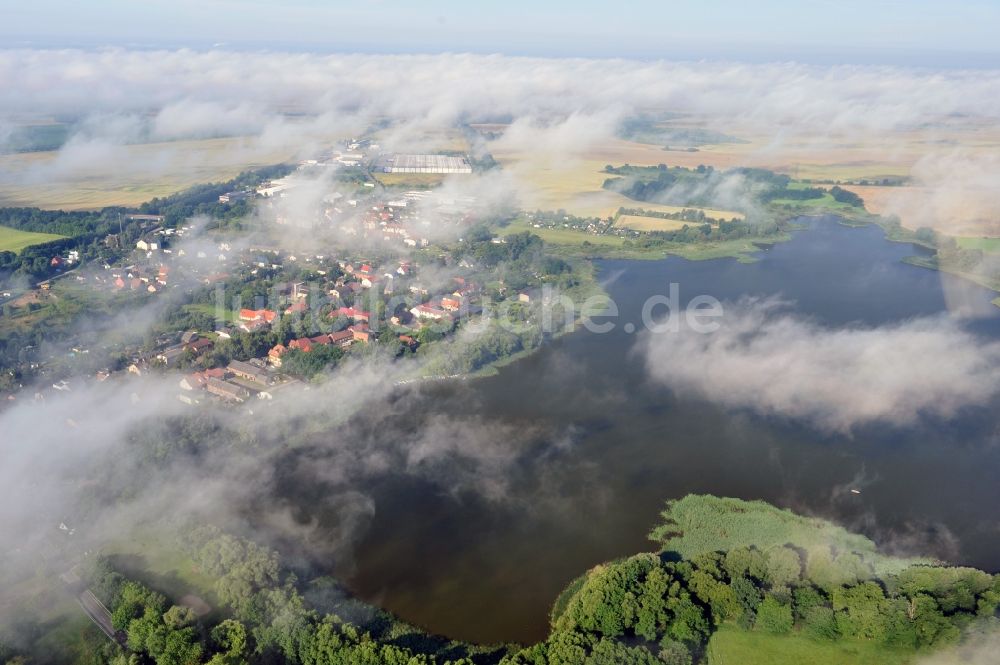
[372,172,447,187]
[0,136,298,210]
[498,154,754,219]
[0,225,66,253]
[488,115,1000,232]
[956,236,1000,252]
[844,184,1000,235]
[770,191,859,212]
[616,206,744,232]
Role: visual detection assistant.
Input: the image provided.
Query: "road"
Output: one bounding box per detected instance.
[76,589,123,644]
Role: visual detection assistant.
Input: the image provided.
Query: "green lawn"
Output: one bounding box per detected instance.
[956,236,1000,253]
[184,302,238,323]
[768,192,856,211]
[707,625,916,665]
[651,495,929,576]
[102,531,220,607]
[0,225,66,253]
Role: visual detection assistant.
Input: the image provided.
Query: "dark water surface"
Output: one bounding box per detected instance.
[302,218,1000,645]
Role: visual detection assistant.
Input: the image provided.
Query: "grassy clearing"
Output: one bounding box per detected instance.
[183,302,238,324]
[956,236,1000,253]
[102,531,219,606]
[0,225,66,253]
[617,215,694,232]
[769,192,857,211]
[503,217,625,247]
[707,625,916,665]
[651,495,930,576]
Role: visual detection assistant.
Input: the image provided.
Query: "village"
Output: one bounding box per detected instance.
[0,143,563,411]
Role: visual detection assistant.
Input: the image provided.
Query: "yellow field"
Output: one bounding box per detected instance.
[497,153,726,218]
[0,136,299,210]
[844,184,1000,235]
[4,112,999,237]
[617,208,742,232]
[488,115,1000,233]
[372,172,447,187]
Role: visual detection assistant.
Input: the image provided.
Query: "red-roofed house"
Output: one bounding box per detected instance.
[288,338,314,353]
[331,306,371,323]
[329,331,355,348]
[239,309,278,325]
[268,344,287,367]
[184,337,214,356]
[179,367,228,391]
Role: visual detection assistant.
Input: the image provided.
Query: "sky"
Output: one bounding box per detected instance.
[4,0,1000,67]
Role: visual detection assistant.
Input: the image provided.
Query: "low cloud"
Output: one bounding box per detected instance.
[913,628,1000,665]
[4,48,1000,240]
[151,100,271,141]
[637,297,1000,434]
[878,150,1000,234]
[3,51,999,134]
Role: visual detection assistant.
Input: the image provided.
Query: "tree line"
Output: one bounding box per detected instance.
[8,494,995,665]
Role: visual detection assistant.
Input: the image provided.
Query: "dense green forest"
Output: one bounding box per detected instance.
[6,496,996,665]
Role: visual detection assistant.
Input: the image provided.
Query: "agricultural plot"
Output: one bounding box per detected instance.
[845,184,1000,235]
[489,115,1000,234]
[372,172,446,187]
[0,136,299,210]
[0,225,66,253]
[956,236,1000,253]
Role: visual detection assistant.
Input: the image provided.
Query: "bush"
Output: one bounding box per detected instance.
[755,596,794,634]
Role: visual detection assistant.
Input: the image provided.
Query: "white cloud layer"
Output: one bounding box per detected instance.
[3,49,1000,136]
[638,298,1000,434]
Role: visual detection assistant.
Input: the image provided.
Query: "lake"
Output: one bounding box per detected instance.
[284,217,1000,645]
